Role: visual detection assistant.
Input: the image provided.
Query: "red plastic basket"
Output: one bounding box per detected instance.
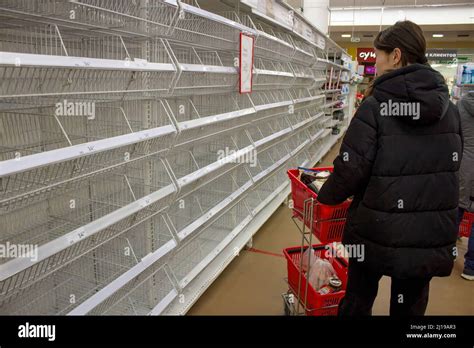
[459,212,473,238]
[283,243,348,316]
[287,167,351,243]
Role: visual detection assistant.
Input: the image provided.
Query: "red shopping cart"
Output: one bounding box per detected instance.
[459,212,473,238]
[283,243,348,316]
[287,167,351,243]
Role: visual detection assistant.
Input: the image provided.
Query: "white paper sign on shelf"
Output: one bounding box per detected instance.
[239,33,254,94]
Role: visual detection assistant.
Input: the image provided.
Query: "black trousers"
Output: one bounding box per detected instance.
[338,261,431,316]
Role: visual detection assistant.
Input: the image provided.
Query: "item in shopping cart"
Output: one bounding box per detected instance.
[317,276,342,294]
[298,169,331,194]
[297,167,330,178]
[318,275,342,295]
[300,173,321,194]
[314,170,331,179]
[317,285,333,295]
[329,276,342,290]
[312,171,331,191]
[307,256,337,290]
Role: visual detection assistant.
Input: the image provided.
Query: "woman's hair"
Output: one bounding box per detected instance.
[373,20,428,66]
[364,20,428,97]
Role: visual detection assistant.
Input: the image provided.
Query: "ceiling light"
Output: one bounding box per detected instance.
[432,34,444,38]
[341,34,351,38]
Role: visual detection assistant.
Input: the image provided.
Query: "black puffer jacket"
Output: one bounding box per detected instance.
[317,64,463,279]
[458,91,474,212]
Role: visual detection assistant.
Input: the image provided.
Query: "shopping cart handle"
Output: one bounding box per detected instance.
[297,166,327,172]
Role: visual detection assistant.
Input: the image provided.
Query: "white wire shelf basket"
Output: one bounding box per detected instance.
[286,128,312,155]
[246,142,290,181]
[290,37,315,67]
[306,121,327,142]
[252,22,295,63]
[166,42,239,96]
[0,102,178,211]
[0,157,177,298]
[89,265,178,315]
[161,93,255,149]
[245,165,288,216]
[252,57,295,90]
[248,113,291,143]
[166,164,252,241]
[0,212,176,314]
[164,130,253,196]
[168,199,251,288]
[0,52,177,103]
[291,64,315,88]
[0,99,176,160]
[67,138,298,315]
[0,0,180,39]
[249,89,293,121]
[169,1,255,51]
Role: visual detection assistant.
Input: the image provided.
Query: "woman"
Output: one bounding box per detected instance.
[317,21,462,316]
[458,91,474,280]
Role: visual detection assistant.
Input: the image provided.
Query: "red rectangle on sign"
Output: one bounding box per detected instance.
[357,48,376,63]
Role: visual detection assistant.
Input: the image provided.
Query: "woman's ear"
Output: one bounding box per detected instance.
[392,48,402,67]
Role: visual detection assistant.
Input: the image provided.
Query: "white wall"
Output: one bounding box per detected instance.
[303,0,330,34]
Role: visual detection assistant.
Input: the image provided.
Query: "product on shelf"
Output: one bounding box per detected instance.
[456,63,474,85]
[333,110,345,121]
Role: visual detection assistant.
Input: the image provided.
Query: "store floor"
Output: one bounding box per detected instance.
[188,139,474,316]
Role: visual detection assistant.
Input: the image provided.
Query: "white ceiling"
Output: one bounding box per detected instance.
[330,23,474,43]
[331,30,473,43]
[329,0,472,8]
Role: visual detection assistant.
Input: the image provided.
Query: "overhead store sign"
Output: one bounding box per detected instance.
[425,49,457,61]
[239,33,255,94]
[357,48,376,63]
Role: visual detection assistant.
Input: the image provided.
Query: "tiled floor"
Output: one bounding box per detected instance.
[188,139,474,315]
